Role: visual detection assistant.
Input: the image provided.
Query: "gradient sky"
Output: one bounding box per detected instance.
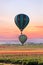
[0,0,43,41]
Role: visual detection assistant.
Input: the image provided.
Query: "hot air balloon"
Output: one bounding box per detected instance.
[19,34,27,45]
[14,14,30,45]
[14,14,29,34]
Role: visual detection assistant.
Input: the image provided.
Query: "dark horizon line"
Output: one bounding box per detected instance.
[0,38,43,42]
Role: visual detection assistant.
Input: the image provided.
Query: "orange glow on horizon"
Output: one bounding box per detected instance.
[0,26,43,40]
[23,26,43,39]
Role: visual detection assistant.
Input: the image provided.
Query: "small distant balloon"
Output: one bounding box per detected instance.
[14,14,30,45]
[19,34,27,45]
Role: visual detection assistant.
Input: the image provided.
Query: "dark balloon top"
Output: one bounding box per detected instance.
[14,14,30,31]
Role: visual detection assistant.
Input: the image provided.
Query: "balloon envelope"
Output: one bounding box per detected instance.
[14,14,29,31]
[19,34,27,45]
